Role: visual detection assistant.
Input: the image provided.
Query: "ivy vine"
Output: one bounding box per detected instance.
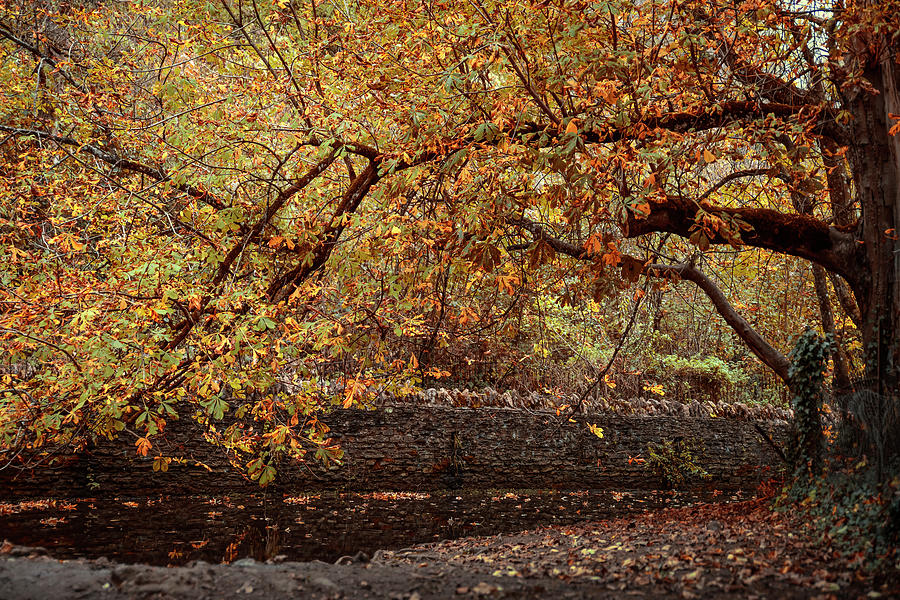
[787,329,833,478]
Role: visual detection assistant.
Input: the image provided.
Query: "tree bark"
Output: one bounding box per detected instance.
[846,48,900,394]
[623,197,858,283]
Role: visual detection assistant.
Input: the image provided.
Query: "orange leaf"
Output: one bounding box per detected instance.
[135,437,152,457]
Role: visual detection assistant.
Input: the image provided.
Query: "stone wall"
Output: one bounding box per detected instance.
[0,405,789,499]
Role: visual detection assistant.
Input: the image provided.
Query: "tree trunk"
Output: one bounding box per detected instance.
[811,264,853,392]
[847,52,900,395]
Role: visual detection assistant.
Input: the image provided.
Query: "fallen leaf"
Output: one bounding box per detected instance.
[472,582,495,595]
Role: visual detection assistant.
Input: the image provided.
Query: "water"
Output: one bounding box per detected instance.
[0,489,746,565]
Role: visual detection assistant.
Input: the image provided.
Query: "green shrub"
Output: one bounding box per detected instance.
[645,437,711,488]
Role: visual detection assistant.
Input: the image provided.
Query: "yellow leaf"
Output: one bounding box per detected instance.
[642,383,665,396]
[684,568,702,580]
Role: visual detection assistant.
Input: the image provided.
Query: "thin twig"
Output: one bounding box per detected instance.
[572,280,649,414]
[1,327,81,372]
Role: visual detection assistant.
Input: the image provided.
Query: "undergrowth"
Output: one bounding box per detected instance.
[778,330,900,579]
[779,464,899,577]
[645,437,711,488]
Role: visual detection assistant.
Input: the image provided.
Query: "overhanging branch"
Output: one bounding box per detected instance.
[507,218,587,258]
[515,99,844,145]
[624,196,858,284]
[266,162,380,303]
[648,260,791,383]
[0,125,227,210]
[508,217,792,384]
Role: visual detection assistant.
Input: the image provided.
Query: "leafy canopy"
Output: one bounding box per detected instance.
[1,0,895,479]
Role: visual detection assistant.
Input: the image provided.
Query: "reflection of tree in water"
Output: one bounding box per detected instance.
[0,490,749,566]
[247,523,282,562]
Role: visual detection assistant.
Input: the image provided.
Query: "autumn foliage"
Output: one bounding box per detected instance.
[0,0,897,485]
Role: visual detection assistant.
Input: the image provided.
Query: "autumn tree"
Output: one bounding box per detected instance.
[0,0,897,476]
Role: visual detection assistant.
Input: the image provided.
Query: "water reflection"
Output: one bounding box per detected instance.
[0,489,744,565]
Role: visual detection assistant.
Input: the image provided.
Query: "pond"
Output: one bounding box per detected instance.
[0,489,746,566]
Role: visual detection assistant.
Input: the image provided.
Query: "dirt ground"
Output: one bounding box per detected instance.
[1,497,896,600]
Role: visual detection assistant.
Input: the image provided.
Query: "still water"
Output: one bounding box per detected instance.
[0,489,744,565]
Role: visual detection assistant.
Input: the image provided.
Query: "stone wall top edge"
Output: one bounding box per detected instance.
[335,404,790,424]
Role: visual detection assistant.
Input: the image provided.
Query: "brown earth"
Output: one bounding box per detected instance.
[1,496,896,600]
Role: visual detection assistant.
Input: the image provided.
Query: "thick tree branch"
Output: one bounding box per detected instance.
[266,162,380,303]
[213,154,338,288]
[508,217,791,384]
[624,196,858,283]
[517,100,844,145]
[647,261,791,383]
[724,53,816,108]
[507,218,587,258]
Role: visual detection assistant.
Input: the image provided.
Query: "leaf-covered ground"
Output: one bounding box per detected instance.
[381,494,895,598]
[1,496,895,599]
